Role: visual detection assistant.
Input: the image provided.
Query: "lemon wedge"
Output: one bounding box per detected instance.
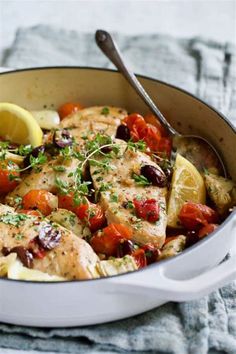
[0,103,43,147]
[167,154,206,228]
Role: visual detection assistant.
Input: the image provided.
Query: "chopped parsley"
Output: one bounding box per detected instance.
[101,107,110,115]
[0,213,30,227]
[110,193,118,203]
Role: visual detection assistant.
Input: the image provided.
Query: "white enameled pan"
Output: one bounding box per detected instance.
[0,67,235,327]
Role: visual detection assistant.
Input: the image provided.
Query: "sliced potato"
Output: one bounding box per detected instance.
[204,173,236,215]
[31,110,60,130]
[97,255,138,276]
[159,235,186,260]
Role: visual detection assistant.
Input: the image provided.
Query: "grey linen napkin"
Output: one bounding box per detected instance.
[1,25,236,354]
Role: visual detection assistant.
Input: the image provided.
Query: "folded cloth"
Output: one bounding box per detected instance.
[1,25,236,354]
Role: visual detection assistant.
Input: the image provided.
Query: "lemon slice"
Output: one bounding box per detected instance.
[0,103,43,147]
[167,154,206,228]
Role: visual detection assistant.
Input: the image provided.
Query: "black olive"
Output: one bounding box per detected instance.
[38,223,61,250]
[164,167,173,182]
[101,146,112,154]
[116,124,130,142]
[117,239,134,257]
[141,165,167,187]
[53,129,73,148]
[2,246,33,268]
[24,145,46,168]
[185,230,199,248]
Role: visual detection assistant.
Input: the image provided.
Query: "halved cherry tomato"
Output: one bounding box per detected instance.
[198,223,218,238]
[123,113,164,152]
[144,113,167,136]
[22,190,58,216]
[179,202,218,230]
[58,193,105,232]
[18,209,41,217]
[141,243,160,264]
[58,102,83,120]
[132,249,147,268]
[133,198,160,223]
[0,160,20,195]
[90,223,132,256]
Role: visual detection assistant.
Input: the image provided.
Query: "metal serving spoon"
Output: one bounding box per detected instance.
[95,29,226,176]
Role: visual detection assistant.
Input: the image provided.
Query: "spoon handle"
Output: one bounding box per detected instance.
[95,29,177,136]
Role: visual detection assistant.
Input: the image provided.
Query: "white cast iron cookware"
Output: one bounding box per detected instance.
[0,67,235,327]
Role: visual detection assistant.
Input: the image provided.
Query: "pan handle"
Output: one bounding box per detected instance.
[108,254,236,301]
[108,215,236,301]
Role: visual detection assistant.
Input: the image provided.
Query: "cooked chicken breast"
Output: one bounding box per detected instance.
[0,205,99,280]
[90,141,167,248]
[6,156,79,205]
[61,106,127,140]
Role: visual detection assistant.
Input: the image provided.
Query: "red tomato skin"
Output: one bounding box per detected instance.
[58,102,83,120]
[178,202,218,230]
[198,224,218,238]
[133,198,160,223]
[0,161,20,195]
[141,244,160,264]
[132,249,147,268]
[22,190,55,216]
[58,193,105,232]
[90,223,132,256]
[144,113,167,136]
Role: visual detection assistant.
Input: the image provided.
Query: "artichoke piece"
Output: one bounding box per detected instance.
[204,173,236,215]
[48,208,91,239]
[97,255,138,276]
[159,235,186,260]
[0,253,17,277]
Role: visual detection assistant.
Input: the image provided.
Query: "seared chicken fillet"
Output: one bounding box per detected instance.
[61,106,127,141]
[6,156,80,205]
[90,141,167,247]
[0,204,99,280]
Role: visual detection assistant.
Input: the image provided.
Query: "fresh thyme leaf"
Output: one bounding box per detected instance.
[30,152,47,169]
[127,140,146,152]
[55,177,69,195]
[8,173,21,182]
[18,145,33,156]
[132,173,151,186]
[53,166,66,172]
[101,107,110,116]
[127,200,134,209]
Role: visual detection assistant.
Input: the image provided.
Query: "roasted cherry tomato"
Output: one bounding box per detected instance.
[141,243,160,264]
[132,249,147,268]
[198,223,218,238]
[133,198,160,223]
[178,202,218,230]
[0,160,20,195]
[144,113,167,136]
[90,223,132,256]
[157,137,172,158]
[18,209,42,217]
[58,102,83,120]
[22,190,58,216]
[123,113,167,153]
[58,193,105,232]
